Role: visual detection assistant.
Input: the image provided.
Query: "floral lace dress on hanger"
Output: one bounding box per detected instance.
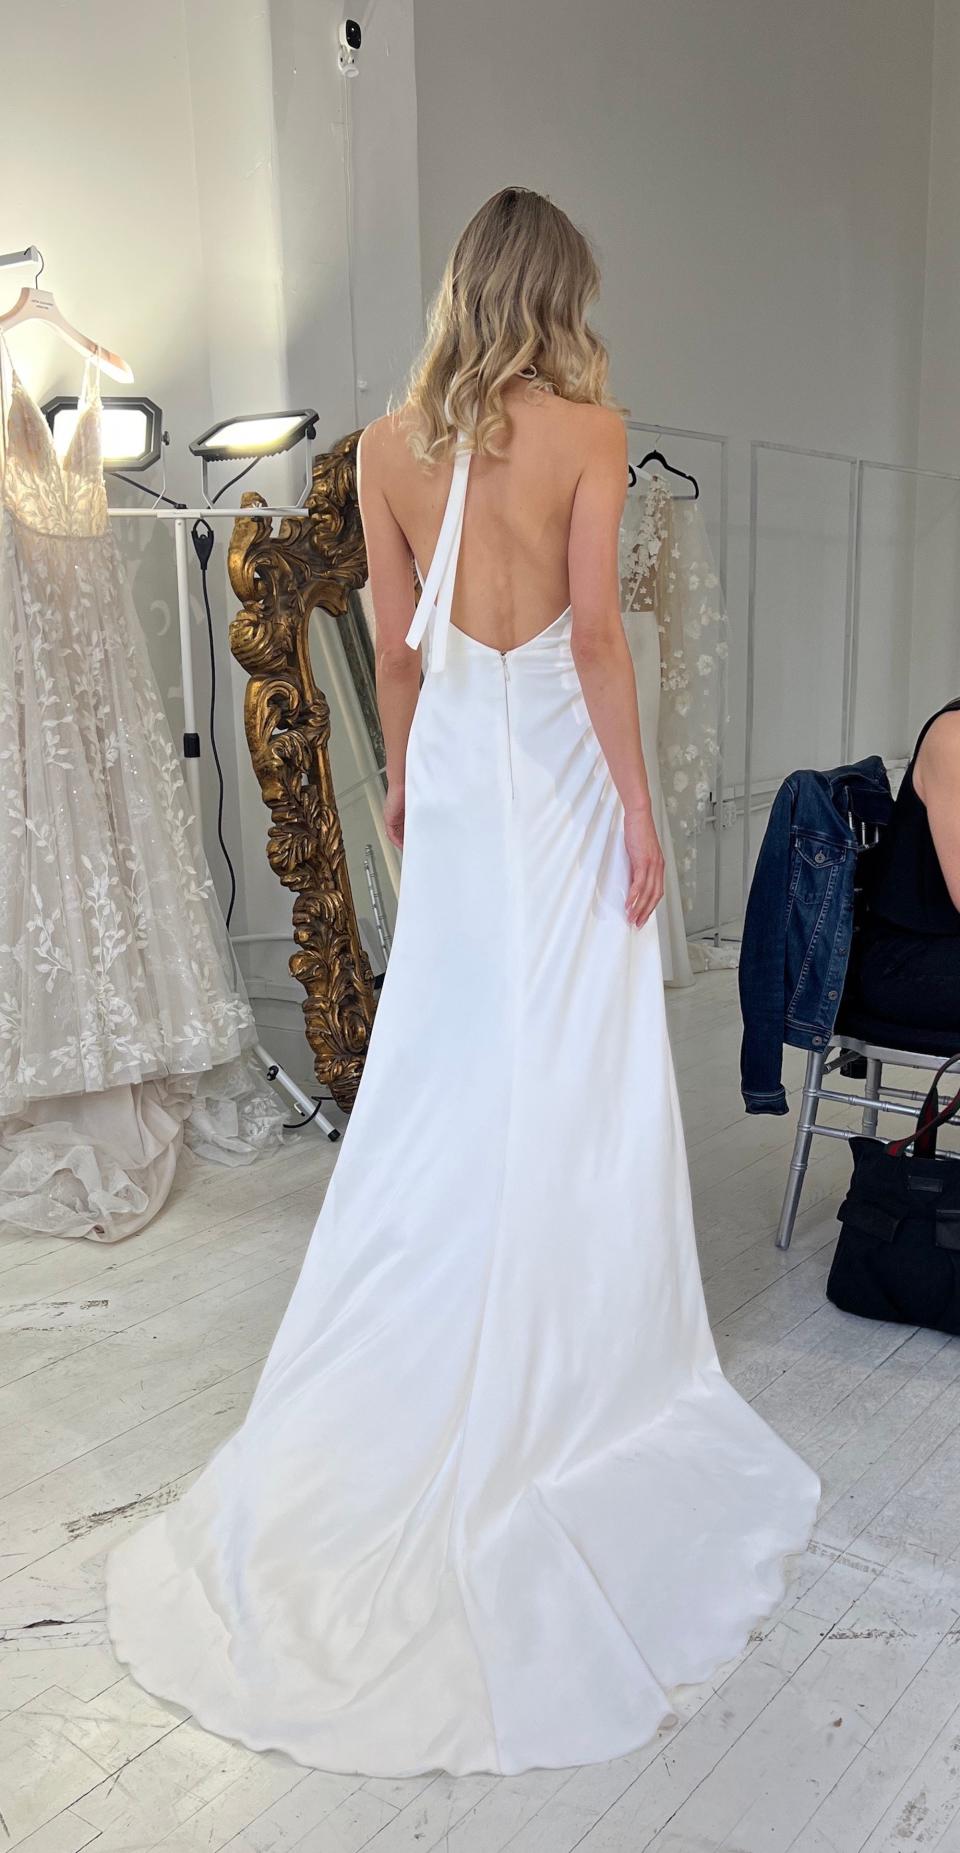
[0,339,281,1240]
[619,475,728,953]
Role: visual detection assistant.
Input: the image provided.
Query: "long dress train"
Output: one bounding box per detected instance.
[106,433,821,1775]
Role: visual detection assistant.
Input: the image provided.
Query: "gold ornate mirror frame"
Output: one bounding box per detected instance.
[228,430,378,1111]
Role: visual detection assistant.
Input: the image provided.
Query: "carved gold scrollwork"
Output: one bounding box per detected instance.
[227,429,377,1110]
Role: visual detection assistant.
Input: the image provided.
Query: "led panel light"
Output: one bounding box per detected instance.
[189,410,318,463]
[43,395,164,471]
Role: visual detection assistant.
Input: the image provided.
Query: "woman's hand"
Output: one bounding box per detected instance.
[384,783,406,850]
[624,807,664,927]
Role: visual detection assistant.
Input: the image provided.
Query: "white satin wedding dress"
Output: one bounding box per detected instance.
[107,432,821,1776]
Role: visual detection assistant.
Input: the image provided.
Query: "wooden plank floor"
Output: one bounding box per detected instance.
[4,969,960,1853]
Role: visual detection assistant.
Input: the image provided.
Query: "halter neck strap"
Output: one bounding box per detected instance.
[405,432,471,674]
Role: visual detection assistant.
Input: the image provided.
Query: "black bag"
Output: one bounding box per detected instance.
[826,1053,960,1333]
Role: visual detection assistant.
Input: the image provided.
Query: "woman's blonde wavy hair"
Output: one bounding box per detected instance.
[402,187,614,462]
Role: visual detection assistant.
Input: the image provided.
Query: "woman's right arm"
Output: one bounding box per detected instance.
[568,408,664,929]
[914,711,960,911]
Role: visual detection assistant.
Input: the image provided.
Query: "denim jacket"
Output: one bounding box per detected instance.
[739,757,891,1114]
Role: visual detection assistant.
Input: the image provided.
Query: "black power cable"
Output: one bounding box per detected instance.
[111,472,185,510]
[185,462,274,928]
[211,457,260,506]
[104,467,240,925]
[190,518,238,927]
[282,1094,341,1134]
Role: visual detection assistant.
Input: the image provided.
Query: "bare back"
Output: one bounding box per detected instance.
[372,387,614,657]
[360,388,646,858]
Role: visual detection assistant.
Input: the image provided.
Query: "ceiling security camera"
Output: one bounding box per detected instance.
[339,18,361,73]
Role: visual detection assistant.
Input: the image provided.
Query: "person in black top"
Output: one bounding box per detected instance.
[850,698,960,1030]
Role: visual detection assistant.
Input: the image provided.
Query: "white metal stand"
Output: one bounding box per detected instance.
[109,500,341,1141]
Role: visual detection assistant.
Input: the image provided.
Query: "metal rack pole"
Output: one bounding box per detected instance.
[844,460,865,761]
[743,443,759,917]
[713,437,730,946]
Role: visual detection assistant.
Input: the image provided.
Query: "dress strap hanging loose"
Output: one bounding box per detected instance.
[80,342,103,410]
[405,433,471,674]
[0,331,14,478]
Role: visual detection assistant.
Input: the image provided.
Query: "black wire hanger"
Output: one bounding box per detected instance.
[637,442,700,501]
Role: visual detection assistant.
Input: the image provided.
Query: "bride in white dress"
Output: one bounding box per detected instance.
[107,186,820,1775]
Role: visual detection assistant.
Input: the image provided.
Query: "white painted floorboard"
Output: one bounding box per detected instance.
[4,970,960,1853]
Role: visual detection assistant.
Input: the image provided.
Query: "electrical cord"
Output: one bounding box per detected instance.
[119,464,334,1069]
[104,465,240,931]
[110,470,185,509]
[190,518,238,927]
[282,1094,339,1133]
[188,453,308,932]
[211,458,260,507]
[184,460,278,931]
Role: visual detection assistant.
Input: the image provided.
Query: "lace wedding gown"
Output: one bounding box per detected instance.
[0,339,279,1239]
[107,432,820,1775]
[620,474,729,983]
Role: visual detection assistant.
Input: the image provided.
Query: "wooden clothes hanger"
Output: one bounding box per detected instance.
[0,246,133,383]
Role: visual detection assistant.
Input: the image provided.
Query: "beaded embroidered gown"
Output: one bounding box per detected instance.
[107,432,821,1774]
[0,340,264,1237]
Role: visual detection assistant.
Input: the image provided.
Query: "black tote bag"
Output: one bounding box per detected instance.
[826,1053,960,1333]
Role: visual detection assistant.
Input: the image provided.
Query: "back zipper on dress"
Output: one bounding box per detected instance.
[500,652,515,800]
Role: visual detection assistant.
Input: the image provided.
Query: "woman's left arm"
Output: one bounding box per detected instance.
[356,418,422,849]
[915,710,960,911]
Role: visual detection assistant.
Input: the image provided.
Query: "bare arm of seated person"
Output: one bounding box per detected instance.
[914,710,960,913]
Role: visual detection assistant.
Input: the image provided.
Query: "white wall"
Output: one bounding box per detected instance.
[911,0,960,743]
[919,0,960,477]
[415,0,932,459]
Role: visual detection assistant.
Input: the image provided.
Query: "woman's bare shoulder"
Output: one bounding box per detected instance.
[560,398,626,451]
[564,400,627,474]
[358,407,418,477]
[922,707,960,758]
[915,708,960,798]
[526,396,625,472]
[539,395,624,434]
